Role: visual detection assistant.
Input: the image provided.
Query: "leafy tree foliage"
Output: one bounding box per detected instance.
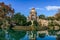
[39,14,46,19]
[11,13,27,26]
[26,21,32,26]
[48,21,55,30]
[55,13,60,20]
[33,20,38,26]
[53,9,60,20]
[46,16,55,20]
[0,2,14,29]
[0,2,14,18]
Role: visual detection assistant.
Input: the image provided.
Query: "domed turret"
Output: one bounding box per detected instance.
[27,8,38,21]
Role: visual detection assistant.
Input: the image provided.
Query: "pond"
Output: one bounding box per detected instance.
[0,29,57,40]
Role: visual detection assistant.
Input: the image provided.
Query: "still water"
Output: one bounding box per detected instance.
[0,29,56,40]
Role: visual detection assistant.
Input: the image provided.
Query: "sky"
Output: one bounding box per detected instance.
[0,0,60,17]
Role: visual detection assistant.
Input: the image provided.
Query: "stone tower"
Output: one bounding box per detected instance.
[27,8,37,22]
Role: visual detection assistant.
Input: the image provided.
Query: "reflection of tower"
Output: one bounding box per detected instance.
[27,8,37,21]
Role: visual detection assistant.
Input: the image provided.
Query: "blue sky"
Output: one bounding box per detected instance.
[0,0,60,17]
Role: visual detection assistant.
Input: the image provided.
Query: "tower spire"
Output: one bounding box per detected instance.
[28,8,37,21]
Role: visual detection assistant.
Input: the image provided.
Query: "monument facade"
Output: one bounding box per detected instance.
[27,8,38,22]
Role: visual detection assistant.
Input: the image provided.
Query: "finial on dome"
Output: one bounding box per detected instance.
[32,8,35,10]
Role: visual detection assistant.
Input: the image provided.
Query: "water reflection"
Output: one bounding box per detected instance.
[0,29,57,40]
[8,29,26,40]
[20,33,29,40]
[0,29,6,40]
[36,35,56,40]
[0,29,26,40]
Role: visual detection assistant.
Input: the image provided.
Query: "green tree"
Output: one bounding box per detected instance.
[54,9,60,20]
[47,17,55,20]
[0,2,14,19]
[26,21,32,26]
[39,14,46,19]
[55,13,60,20]
[33,20,38,26]
[0,2,14,29]
[48,21,55,30]
[0,20,3,28]
[12,13,27,26]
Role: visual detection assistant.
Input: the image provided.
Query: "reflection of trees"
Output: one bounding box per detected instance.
[0,30,6,40]
[8,29,26,40]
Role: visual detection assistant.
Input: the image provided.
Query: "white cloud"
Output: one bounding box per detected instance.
[45,6,60,11]
[36,8,44,10]
[36,8,40,10]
